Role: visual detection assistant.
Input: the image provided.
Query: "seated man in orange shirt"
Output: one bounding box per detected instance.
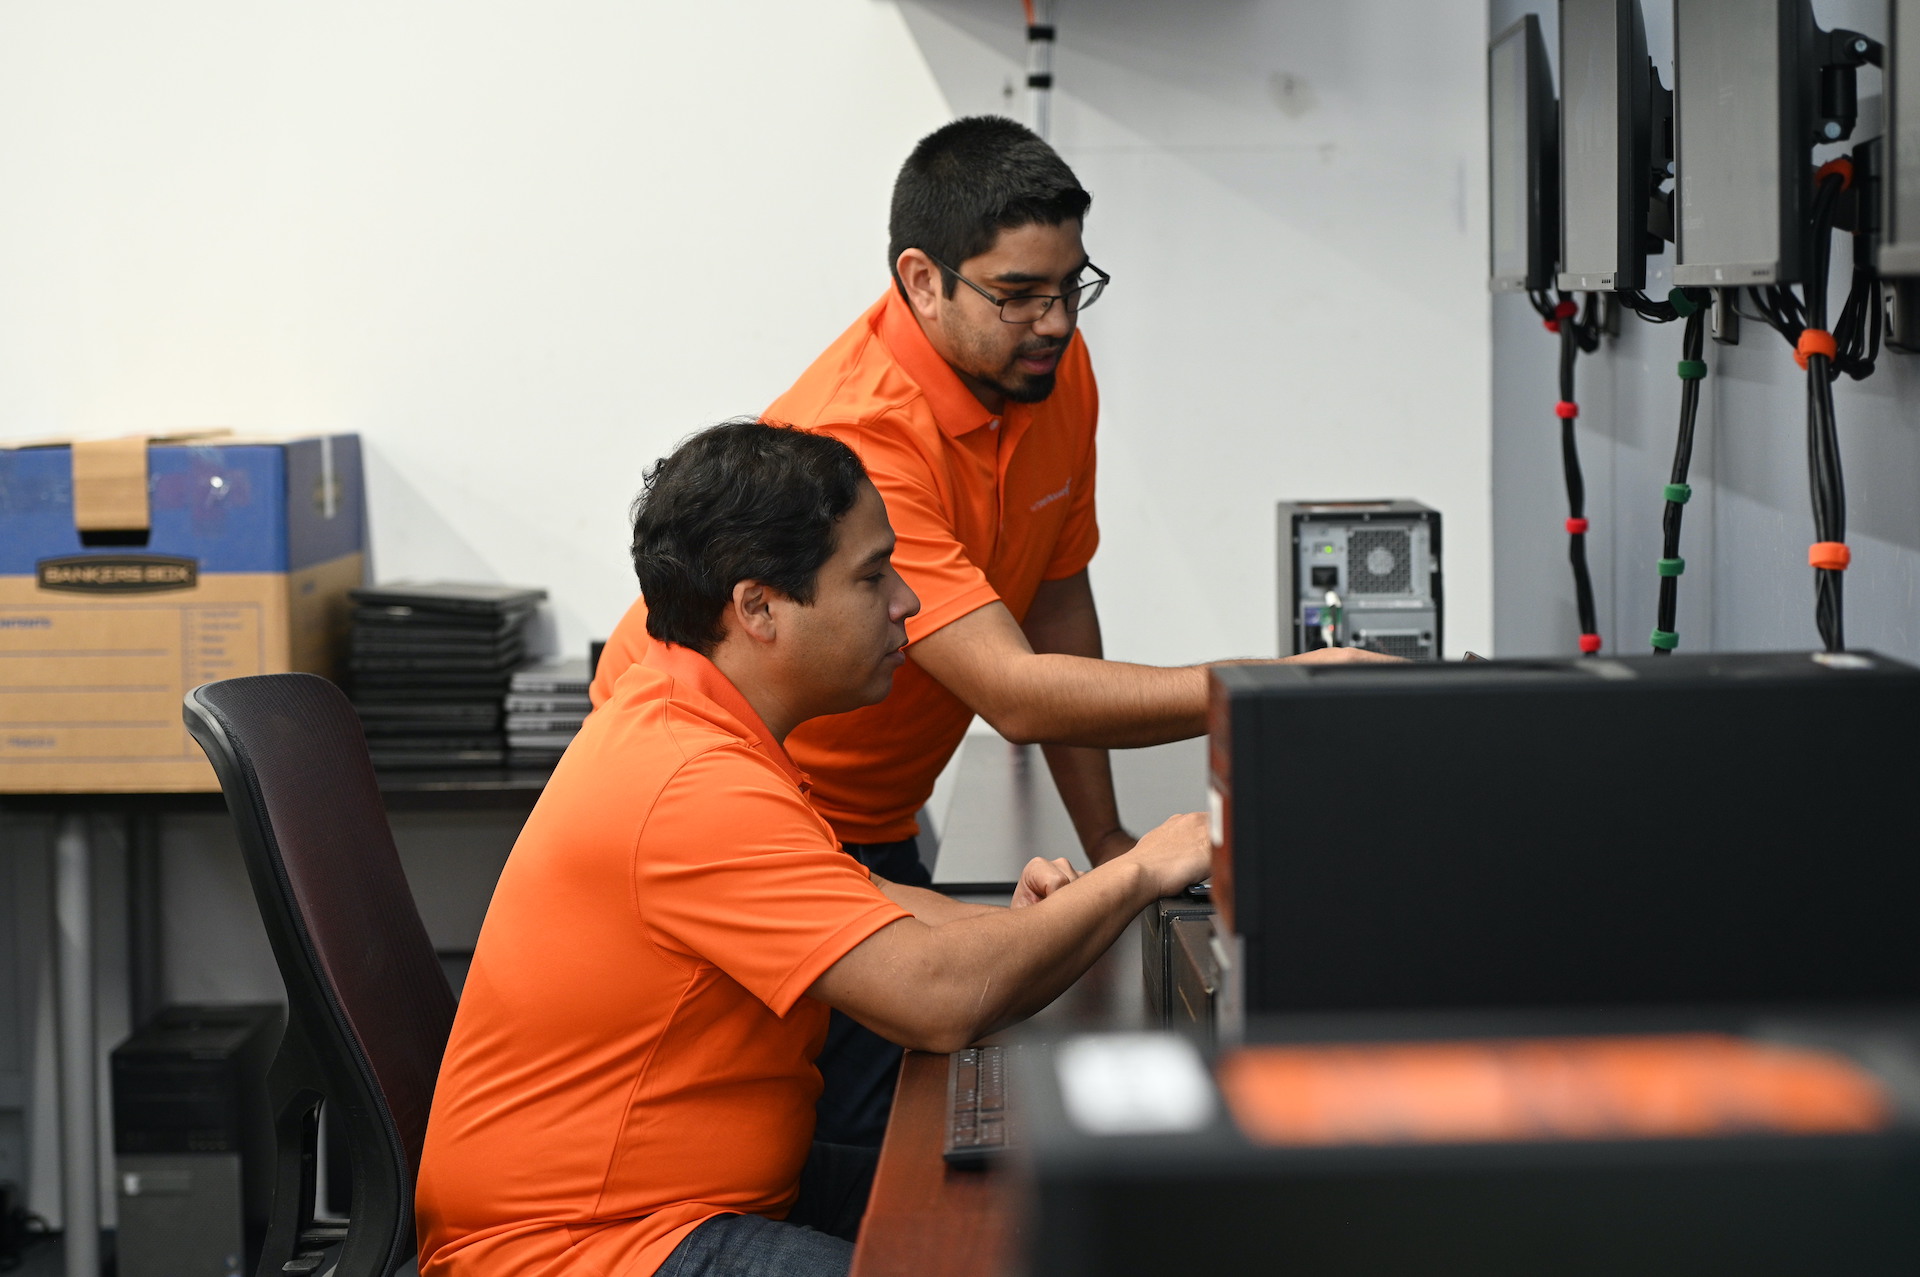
[416,420,1211,1277]
[590,116,1387,1147]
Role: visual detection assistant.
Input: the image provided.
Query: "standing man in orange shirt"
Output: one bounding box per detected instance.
[417,421,1211,1277]
[590,116,1384,1145]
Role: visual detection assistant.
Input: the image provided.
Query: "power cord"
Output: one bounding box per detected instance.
[1740,157,1875,652]
[1529,288,1606,655]
[1650,301,1709,654]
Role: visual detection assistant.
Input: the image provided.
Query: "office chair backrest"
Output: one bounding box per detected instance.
[186,673,456,1277]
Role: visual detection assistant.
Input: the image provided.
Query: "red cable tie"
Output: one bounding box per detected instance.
[1565,517,1589,535]
[1814,157,1854,192]
[1543,318,1561,333]
[1795,328,1837,370]
[1555,401,1579,419]
[1809,541,1851,571]
[1554,300,1578,319]
[1578,633,1603,654]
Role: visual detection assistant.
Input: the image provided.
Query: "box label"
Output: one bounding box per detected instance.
[36,554,199,594]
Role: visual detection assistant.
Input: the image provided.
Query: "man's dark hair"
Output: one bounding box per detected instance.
[631,419,868,656]
[888,115,1091,299]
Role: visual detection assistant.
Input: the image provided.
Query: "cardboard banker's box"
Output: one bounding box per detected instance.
[0,431,365,792]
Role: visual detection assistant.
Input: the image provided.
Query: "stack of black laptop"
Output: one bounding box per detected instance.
[503,657,592,767]
[345,582,547,769]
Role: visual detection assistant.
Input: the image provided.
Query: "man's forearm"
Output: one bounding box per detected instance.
[919,857,1157,1041]
[1025,570,1132,861]
[1003,654,1209,747]
[875,877,1000,924]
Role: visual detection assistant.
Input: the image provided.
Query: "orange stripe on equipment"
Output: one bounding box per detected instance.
[1808,542,1851,571]
[1795,328,1837,369]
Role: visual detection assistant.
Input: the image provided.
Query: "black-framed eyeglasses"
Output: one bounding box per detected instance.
[928,255,1110,324]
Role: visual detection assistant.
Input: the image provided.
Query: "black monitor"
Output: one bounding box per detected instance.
[1672,0,1816,286]
[1489,15,1559,292]
[1207,651,1920,1018]
[1885,0,1920,277]
[1558,0,1665,290]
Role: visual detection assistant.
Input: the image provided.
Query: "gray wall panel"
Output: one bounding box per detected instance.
[1493,0,1919,660]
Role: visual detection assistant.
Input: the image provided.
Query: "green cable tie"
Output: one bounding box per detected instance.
[1663,482,1692,504]
[1668,287,1700,317]
[1677,358,1707,380]
[1657,557,1686,577]
[1650,628,1680,650]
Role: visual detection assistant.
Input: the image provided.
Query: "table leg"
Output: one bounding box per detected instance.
[54,814,98,1277]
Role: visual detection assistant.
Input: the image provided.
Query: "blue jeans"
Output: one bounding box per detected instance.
[816,837,931,1147]
[657,1141,878,1277]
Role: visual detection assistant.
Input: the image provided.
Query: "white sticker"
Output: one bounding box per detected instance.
[1207,784,1225,849]
[1812,652,1873,670]
[1055,1032,1217,1137]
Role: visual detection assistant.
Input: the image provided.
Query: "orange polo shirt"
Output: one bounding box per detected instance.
[592,287,1101,843]
[416,642,910,1277]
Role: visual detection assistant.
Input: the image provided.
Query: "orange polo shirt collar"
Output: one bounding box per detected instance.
[874,288,1023,440]
[641,641,810,795]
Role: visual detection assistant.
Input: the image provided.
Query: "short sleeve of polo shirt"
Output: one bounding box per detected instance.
[837,422,1003,644]
[633,745,911,1014]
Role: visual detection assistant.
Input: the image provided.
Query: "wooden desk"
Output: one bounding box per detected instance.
[851,912,1157,1277]
[856,735,1207,1276]
[851,1050,1014,1277]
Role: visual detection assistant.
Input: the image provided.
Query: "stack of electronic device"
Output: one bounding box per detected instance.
[345,582,547,769]
[503,657,592,767]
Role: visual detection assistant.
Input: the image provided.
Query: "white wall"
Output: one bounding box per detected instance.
[900,0,1493,663]
[0,0,1493,1220]
[0,1,951,655]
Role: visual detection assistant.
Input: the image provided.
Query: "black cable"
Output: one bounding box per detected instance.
[1804,170,1849,651]
[1651,308,1708,654]
[1550,291,1604,656]
[1736,162,1866,652]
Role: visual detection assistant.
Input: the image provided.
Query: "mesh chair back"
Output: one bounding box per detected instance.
[186,673,456,1277]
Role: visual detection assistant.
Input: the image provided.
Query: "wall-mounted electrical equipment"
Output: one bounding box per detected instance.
[1884,0,1920,350]
[1558,0,1673,291]
[1672,0,1814,286]
[1673,0,1881,288]
[1490,15,1560,291]
[1888,0,1920,275]
[1278,501,1443,660]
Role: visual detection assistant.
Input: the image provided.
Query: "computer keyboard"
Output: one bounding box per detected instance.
[943,1045,1014,1167]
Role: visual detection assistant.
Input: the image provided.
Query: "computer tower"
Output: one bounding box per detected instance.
[1018,1009,1920,1276]
[1205,652,1920,1037]
[1277,501,1441,659]
[112,1005,281,1277]
[1141,896,1214,1029]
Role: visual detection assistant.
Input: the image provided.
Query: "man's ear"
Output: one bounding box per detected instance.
[895,249,943,322]
[728,580,779,645]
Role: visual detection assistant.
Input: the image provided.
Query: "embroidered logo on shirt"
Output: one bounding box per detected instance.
[1030,479,1071,513]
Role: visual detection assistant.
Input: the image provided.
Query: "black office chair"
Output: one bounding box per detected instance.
[186,673,456,1277]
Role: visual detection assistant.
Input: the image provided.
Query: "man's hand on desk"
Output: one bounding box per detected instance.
[1126,812,1213,897]
[1011,857,1080,908]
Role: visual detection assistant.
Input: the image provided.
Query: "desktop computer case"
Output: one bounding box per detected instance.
[1016,1009,1920,1276]
[1277,500,1441,659]
[112,1005,281,1277]
[1205,651,1920,1036]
